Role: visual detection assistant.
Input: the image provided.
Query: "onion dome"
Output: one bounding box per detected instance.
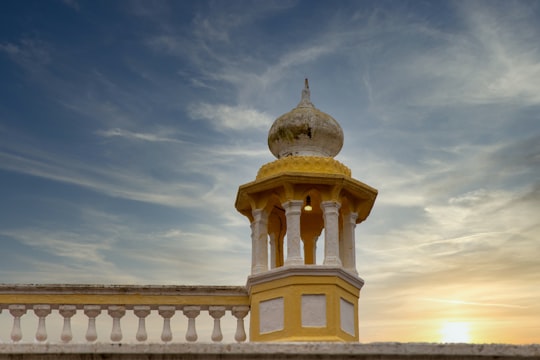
[268,79,344,159]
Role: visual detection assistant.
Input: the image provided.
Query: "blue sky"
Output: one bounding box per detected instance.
[0,0,539,343]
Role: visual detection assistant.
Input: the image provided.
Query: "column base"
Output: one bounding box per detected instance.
[247,266,364,342]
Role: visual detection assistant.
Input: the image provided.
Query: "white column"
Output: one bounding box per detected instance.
[84,305,101,342]
[251,208,269,274]
[108,306,126,342]
[232,306,249,342]
[282,200,304,265]
[209,306,226,342]
[183,306,200,342]
[34,305,51,342]
[343,212,359,274]
[269,233,277,269]
[134,306,151,342]
[159,306,175,342]
[9,305,26,343]
[321,201,342,266]
[311,235,319,264]
[59,305,77,343]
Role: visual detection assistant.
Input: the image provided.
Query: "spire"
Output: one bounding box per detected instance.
[297,78,313,107]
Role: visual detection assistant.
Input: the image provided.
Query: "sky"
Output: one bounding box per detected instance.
[0,0,539,345]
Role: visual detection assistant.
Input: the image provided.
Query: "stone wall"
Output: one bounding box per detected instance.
[1,343,539,360]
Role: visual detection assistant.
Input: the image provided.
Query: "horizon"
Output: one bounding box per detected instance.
[0,0,539,344]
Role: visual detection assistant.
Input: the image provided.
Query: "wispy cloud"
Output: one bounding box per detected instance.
[96,128,186,143]
[188,103,273,131]
[420,298,528,309]
[0,38,52,70]
[0,144,206,209]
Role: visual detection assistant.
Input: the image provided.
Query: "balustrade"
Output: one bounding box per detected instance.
[0,285,250,344]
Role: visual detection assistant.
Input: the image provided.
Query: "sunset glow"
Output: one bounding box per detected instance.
[0,0,539,344]
[440,322,471,343]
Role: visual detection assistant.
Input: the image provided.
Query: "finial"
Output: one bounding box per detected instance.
[298,78,312,107]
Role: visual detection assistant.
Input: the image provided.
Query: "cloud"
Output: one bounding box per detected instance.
[420,298,528,309]
[0,144,206,209]
[96,128,186,143]
[188,103,273,131]
[0,39,52,70]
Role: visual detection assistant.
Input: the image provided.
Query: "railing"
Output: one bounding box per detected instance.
[0,284,250,344]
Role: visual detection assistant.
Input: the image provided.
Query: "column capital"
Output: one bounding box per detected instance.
[346,211,358,224]
[282,199,303,213]
[84,305,101,318]
[59,305,77,318]
[320,200,341,213]
[134,305,151,318]
[158,306,176,319]
[252,208,268,220]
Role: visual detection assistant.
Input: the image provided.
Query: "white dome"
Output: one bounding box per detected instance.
[268,80,343,159]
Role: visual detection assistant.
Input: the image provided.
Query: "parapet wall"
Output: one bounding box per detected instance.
[1,343,539,360]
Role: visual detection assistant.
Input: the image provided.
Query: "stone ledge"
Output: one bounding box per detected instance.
[0,343,538,359]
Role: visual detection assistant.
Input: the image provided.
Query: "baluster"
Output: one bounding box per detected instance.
[209,306,226,342]
[158,306,175,343]
[9,305,27,342]
[84,305,101,342]
[59,305,77,343]
[133,306,151,342]
[232,306,249,342]
[108,306,125,342]
[34,305,51,342]
[183,306,200,342]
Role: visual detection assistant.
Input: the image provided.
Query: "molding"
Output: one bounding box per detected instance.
[0,343,538,358]
[246,266,364,293]
[0,285,249,308]
[257,156,351,180]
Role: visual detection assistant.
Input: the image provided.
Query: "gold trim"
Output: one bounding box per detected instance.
[256,156,351,180]
[0,294,249,307]
[249,273,360,342]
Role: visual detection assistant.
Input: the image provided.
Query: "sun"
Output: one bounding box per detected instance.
[439,321,471,343]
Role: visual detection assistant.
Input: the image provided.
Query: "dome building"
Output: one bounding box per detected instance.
[235,80,378,342]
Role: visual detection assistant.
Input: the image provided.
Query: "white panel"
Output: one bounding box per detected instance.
[259,297,284,334]
[340,298,355,336]
[301,294,326,327]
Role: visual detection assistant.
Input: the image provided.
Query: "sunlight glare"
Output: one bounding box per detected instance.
[440,321,471,343]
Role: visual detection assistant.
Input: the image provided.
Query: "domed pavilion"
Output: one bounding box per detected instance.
[235,79,378,342]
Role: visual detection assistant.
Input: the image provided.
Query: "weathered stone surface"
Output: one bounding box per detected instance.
[0,343,539,360]
[268,80,344,159]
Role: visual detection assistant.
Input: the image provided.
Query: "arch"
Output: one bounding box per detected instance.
[300,189,324,264]
[266,194,286,268]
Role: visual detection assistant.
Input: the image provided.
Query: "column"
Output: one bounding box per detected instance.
[232,306,249,342]
[311,235,319,264]
[108,305,126,342]
[134,305,151,342]
[251,209,269,274]
[282,200,304,266]
[33,304,51,342]
[269,233,276,269]
[183,306,200,342]
[59,305,77,343]
[9,305,26,342]
[158,306,175,342]
[209,306,226,342]
[342,212,359,274]
[84,305,101,342]
[321,201,342,266]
